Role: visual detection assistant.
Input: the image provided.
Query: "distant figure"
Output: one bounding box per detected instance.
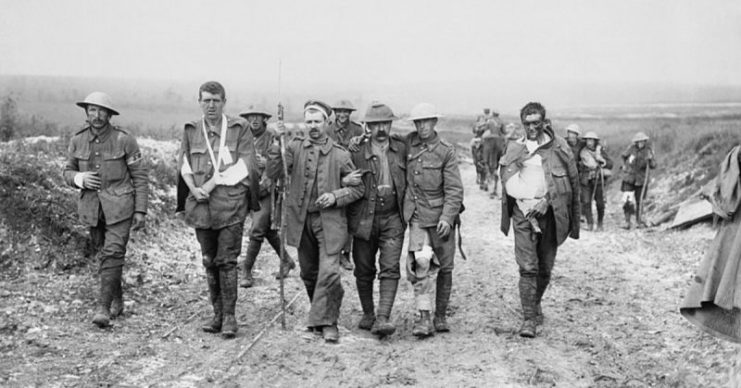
[620,132,656,229]
[482,125,507,198]
[178,81,260,339]
[267,100,364,343]
[470,134,488,190]
[578,131,613,231]
[500,102,580,338]
[680,145,741,343]
[472,108,504,136]
[237,104,295,288]
[404,103,464,337]
[64,92,149,328]
[327,99,364,271]
[564,124,584,166]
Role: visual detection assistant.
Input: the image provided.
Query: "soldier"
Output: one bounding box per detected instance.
[178,81,260,339]
[470,134,487,190]
[500,102,580,338]
[328,99,364,271]
[579,131,613,231]
[237,104,296,288]
[620,132,656,229]
[403,103,464,337]
[344,102,407,337]
[564,124,584,162]
[267,100,364,343]
[64,92,149,328]
[482,124,507,198]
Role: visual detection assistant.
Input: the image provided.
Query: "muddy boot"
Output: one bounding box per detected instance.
[201,268,222,333]
[412,310,433,337]
[220,267,238,339]
[340,250,354,271]
[596,207,605,232]
[323,324,339,343]
[92,267,117,328]
[371,278,398,336]
[518,276,538,338]
[109,266,124,319]
[266,233,295,279]
[239,239,261,288]
[356,278,376,330]
[535,274,550,326]
[433,272,452,332]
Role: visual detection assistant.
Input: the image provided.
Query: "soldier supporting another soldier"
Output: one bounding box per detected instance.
[403,103,464,338]
[328,99,364,271]
[482,125,507,198]
[619,132,656,229]
[64,92,149,328]
[344,102,407,337]
[178,81,260,339]
[267,100,364,343]
[500,102,580,338]
[578,131,613,232]
[237,104,295,288]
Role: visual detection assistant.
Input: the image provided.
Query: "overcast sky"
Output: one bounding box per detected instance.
[1,0,740,113]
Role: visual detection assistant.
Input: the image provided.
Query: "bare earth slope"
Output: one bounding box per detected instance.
[1,160,739,387]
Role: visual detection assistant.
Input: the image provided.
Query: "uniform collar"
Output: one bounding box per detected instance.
[411,132,440,149]
[302,135,335,155]
[87,123,113,143]
[363,139,398,159]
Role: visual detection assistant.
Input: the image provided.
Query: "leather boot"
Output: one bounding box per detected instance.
[596,207,605,232]
[266,233,295,279]
[622,212,632,230]
[201,268,222,333]
[356,278,375,330]
[371,278,398,336]
[412,310,434,338]
[239,239,261,288]
[535,274,550,326]
[92,267,117,328]
[518,276,538,338]
[220,267,238,339]
[433,272,452,332]
[109,266,124,318]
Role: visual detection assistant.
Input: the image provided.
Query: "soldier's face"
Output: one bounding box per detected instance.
[567,132,578,143]
[86,105,111,129]
[523,113,544,140]
[635,140,646,149]
[245,114,266,131]
[200,91,225,123]
[305,111,328,140]
[369,121,392,142]
[334,109,351,124]
[414,118,437,140]
[586,139,596,149]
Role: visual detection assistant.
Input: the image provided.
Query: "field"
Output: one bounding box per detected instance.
[1,79,741,386]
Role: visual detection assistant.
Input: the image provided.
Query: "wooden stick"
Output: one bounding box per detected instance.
[161,310,201,339]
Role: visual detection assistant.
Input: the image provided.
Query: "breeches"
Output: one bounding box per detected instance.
[196,223,244,271]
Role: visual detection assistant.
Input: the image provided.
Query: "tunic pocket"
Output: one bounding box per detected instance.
[102,150,127,181]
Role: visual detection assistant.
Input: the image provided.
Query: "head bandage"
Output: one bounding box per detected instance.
[304,104,329,120]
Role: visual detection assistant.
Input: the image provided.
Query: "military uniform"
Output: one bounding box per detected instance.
[500,123,580,337]
[327,120,364,149]
[179,114,260,337]
[470,136,487,190]
[267,134,364,330]
[482,131,506,197]
[64,117,149,327]
[620,137,656,228]
[578,140,613,231]
[403,130,464,335]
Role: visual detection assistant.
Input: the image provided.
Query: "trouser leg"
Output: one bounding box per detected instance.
[581,182,594,229]
[92,216,131,328]
[214,224,243,338]
[197,228,222,333]
[301,213,344,327]
[239,238,261,288]
[352,236,377,329]
[266,230,295,278]
[595,182,605,229]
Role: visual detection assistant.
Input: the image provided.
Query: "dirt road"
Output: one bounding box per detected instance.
[1,162,738,387]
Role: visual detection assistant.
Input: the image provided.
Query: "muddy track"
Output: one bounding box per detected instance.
[1,162,738,387]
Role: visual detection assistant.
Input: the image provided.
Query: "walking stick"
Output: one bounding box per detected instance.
[637,149,652,225]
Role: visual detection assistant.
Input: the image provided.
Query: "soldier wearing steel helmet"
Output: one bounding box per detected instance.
[342,102,407,337]
[578,131,613,231]
[63,92,149,329]
[620,131,656,229]
[237,104,296,288]
[402,103,464,338]
[564,123,584,163]
[327,99,364,271]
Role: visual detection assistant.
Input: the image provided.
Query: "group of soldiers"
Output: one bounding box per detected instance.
[63,82,655,344]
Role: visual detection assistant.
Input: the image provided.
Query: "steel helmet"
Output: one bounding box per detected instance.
[239,104,272,119]
[565,123,581,136]
[363,102,398,123]
[331,99,356,112]
[583,131,600,140]
[76,92,119,116]
[408,103,443,121]
[632,132,650,142]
